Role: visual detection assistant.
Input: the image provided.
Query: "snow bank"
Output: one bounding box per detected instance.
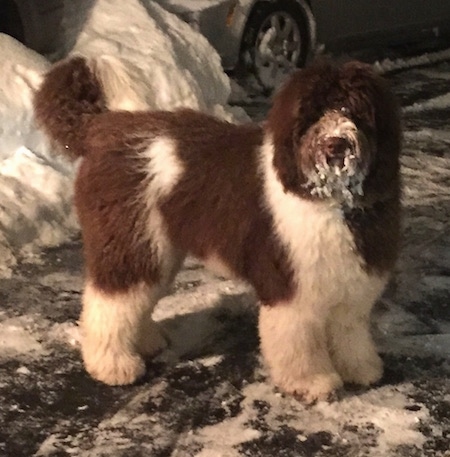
[0,34,49,160]
[65,0,243,120]
[0,34,76,277]
[0,0,248,277]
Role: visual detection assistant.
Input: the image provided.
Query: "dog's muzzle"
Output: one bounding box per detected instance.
[319,135,357,171]
[302,113,372,206]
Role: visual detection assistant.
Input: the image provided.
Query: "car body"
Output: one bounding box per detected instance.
[3,0,450,88]
[159,0,450,88]
[162,0,450,66]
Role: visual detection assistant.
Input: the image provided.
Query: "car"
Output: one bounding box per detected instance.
[157,0,315,90]
[3,0,450,90]
[159,0,450,89]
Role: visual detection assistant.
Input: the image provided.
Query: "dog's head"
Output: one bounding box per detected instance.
[266,60,401,207]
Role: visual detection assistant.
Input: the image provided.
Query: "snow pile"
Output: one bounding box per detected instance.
[0,0,247,277]
[65,0,243,120]
[156,0,229,15]
[0,34,48,159]
[0,34,76,277]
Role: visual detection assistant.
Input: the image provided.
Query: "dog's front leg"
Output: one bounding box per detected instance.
[327,291,385,387]
[259,302,342,403]
[80,281,167,386]
[327,304,382,387]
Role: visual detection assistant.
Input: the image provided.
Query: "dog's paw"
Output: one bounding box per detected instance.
[277,372,343,404]
[337,353,383,386]
[84,351,146,386]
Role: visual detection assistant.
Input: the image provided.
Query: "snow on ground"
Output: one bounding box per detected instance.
[375,46,450,74]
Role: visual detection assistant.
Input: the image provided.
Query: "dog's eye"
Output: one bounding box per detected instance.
[340,106,350,115]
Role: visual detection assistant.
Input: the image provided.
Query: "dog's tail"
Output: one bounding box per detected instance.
[34,55,147,159]
[33,56,106,158]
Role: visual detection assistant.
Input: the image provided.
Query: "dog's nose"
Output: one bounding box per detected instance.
[323,137,351,167]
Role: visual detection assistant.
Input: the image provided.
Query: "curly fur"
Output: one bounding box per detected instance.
[34,57,401,402]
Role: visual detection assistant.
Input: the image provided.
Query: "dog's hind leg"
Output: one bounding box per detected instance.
[259,303,343,404]
[80,280,169,386]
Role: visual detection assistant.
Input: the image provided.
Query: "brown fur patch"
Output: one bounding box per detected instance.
[74,134,158,292]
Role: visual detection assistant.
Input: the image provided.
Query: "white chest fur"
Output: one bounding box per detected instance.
[260,138,386,309]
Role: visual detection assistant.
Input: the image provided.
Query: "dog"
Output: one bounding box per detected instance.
[34,56,401,403]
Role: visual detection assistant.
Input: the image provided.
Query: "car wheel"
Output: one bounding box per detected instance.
[240,0,310,91]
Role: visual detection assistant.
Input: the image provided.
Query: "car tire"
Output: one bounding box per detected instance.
[239,0,310,91]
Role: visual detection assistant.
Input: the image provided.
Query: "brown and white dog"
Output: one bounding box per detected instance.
[34,57,401,403]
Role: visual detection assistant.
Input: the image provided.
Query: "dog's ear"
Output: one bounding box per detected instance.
[266,73,302,193]
[266,61,339,194]
[340,61,402,198]
[339,62,401,149]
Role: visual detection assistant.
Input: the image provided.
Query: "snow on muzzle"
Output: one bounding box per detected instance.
[301,111,372,206]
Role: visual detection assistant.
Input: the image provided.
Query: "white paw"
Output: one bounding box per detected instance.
[275,372,343,404]
[83,349,146,386]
